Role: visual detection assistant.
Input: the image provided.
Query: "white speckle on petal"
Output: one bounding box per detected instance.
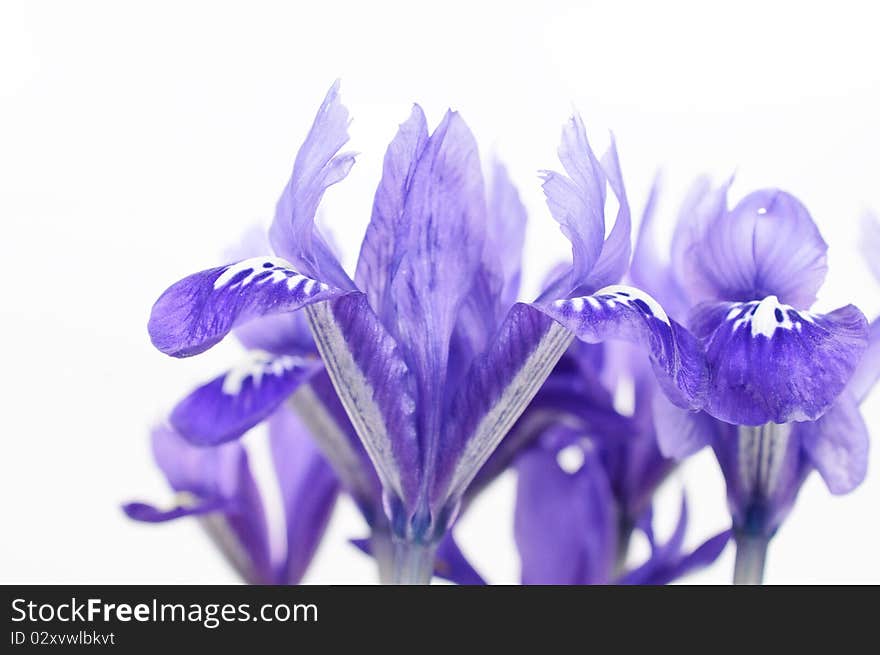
[221,351,304,395]
[557,444,585,474]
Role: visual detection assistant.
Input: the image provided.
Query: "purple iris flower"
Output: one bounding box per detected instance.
[146,82,705,583]
[124,413,337,585]
[514,425,730,584]
[636,180,876,583]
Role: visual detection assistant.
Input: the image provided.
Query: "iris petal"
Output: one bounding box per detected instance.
[148,257,346,358]
[690,298,868,424]
[170,352,322,446]
[539,285,708,410]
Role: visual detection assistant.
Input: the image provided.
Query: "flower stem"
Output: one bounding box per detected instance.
[733,532,769,585]
[391,540,437,585]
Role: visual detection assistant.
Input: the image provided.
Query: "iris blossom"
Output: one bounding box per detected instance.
[147,82,705,583]
[514,424,730,584]
[124,415,337,585]
[635,181,877,583]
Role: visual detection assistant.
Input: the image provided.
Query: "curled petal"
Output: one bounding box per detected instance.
[148,257,346,357]
[170,353,322,446]
[268,80,356,290]
[539,114,607,296]
[539,285,708,410]
[690,298,868,424]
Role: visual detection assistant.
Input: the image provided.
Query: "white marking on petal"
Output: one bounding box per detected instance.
[221,351,305,395]
[446,321,574,500]
[214,256,297,290]
[587,296,602,310]
[594,284,671,325]
[556,444,585,474]
[569,297,585,312]
[737,423,792,497]
[305,302,411,501]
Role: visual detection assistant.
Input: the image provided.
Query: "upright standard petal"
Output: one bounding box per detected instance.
[387,110,488,500]
[268,80,356,290]
[124,425,272,584]
[170,352,322,446]
[434,303,574,509]
[148,257,346,357]
[576,137,632,292]
[538,114,607,298]
[689,299,868,424]
[797,393,869,494]
[269,405,339,585]
[629,176,693,320]
[677,189,828,308]
[355,105,430,322]
[538,285,708,411]
[305,294,421,517]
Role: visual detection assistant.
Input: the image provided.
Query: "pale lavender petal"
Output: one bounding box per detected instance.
[539,114,606,297]
[268,80,356,290]
[690,299,868,424]
[629,175,690,320]
[798,392,869,494]
[515,437,616,585]
[486,160,529,312]
[170,353,322,446]
[539,285,708,411]
[388,110,487,496]
[653,392,716,459]
[305,294,421,512]
[578,137,632,291]
[148,257,346,358]
[447,160,529,372]
[268,405,339,585]
[848,318,880,403]
[434,303,574,508]
[860,211,880,283]
[127,425,272,583]
[355,105,429,321]
[677,189,828,308]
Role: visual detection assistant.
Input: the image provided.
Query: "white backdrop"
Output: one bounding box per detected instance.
[2,0,879,584]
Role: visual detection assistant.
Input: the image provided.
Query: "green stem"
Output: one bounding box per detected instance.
[391,540,437,585]
[733,532,769,585]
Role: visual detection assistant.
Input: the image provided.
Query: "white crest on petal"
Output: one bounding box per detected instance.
[728,296,812,338]
[214,256,308,290]
[593,284,671,324]
[221,351,307,395]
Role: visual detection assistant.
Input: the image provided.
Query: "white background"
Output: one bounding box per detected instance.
[2,0,879,584]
